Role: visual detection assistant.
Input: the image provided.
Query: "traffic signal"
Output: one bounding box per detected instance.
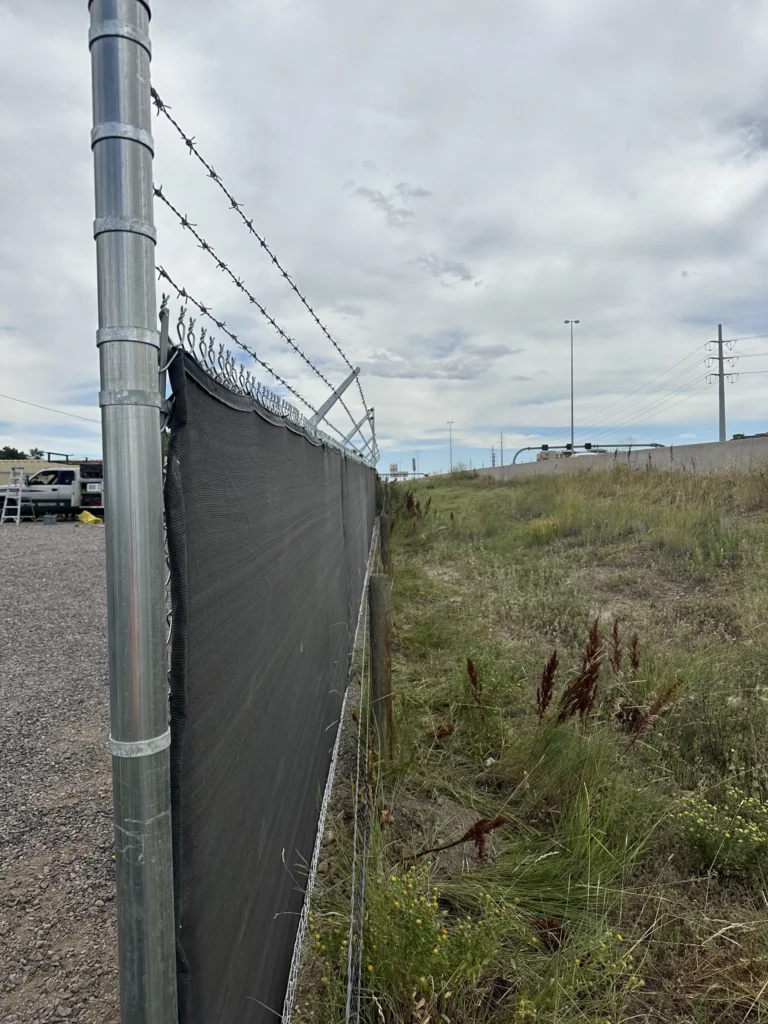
[541,444,549,451]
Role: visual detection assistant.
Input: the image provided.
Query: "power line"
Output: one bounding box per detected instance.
[645,383,712,418]
[0,392,100,424]
[590,378,709,441]
[580,333,764,438]
[588,361,704,432]
[150,86,369,414]
[590,376,707,440]
[580,343,705,432]
[602,385,716,440]
[581,357,704,439]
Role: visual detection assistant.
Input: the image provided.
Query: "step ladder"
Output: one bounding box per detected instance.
[1,467,36,524]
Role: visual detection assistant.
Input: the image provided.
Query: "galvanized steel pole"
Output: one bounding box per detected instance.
[88,2,178,1022]
[570,322,574,452]
[565,319,580,452]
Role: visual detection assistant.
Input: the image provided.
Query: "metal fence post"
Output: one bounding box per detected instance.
[88,2,178,1022]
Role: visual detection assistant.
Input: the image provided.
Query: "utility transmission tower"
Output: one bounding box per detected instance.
[706,324,737,442]
[499,433,505,468]
[490,446,496,467]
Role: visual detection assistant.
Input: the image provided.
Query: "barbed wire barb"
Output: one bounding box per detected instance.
[150,85,369,414]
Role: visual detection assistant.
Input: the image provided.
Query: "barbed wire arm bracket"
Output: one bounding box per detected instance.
[308,366,360,430]
[342,408,373,446]
[359,435,375,457]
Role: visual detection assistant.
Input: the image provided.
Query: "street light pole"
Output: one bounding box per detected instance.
[447,421,454,474]
[564,320,580,452]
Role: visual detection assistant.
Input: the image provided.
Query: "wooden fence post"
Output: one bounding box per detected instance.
[380,514,390,575]
[369,573,393,759]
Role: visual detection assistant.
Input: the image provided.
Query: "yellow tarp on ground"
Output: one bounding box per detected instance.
[77,510,103,525]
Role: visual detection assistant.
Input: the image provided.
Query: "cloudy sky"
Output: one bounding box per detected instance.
[2,0,768,471]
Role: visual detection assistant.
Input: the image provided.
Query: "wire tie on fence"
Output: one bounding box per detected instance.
[109,729,171,758]
[158,346,181,374]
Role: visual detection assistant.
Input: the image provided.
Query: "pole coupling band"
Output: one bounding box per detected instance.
[94,217,157,243]
[97,326,160,348]
[91,122,154,154]
[109,728,171,758]
[89,20,152,59]
[99,389,163,410]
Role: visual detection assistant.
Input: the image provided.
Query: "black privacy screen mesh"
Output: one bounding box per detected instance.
[165,354,375,1023]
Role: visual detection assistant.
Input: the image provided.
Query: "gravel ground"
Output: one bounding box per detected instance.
[0,524,118,1023]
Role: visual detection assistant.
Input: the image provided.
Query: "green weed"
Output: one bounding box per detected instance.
[677,785,768,876]
[300,467,768,1024]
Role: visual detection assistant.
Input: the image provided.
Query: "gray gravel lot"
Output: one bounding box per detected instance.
[0,524,118,1023]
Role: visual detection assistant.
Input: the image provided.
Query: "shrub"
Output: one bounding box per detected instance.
[676,785,768,876]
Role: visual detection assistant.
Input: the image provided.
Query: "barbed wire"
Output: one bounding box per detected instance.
[151,86,369,414]
[156,265,315,413]
[157,267,374,459]
[159,272,374,463]
[154,186,334,386]
[153,185,369,449]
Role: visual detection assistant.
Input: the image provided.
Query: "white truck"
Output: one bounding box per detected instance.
[0,462,104,519]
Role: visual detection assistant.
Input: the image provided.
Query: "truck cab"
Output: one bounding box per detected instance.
[0,463,104,518]
[25,468,76,514]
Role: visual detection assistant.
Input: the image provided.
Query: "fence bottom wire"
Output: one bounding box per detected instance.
[283,519,381,1024]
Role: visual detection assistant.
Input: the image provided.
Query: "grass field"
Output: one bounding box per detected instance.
[305,467,768,1023]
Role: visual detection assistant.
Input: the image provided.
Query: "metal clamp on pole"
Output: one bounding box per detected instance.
[87,1,178,1022]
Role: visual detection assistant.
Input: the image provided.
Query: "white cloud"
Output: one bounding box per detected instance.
[2,0,768,467]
